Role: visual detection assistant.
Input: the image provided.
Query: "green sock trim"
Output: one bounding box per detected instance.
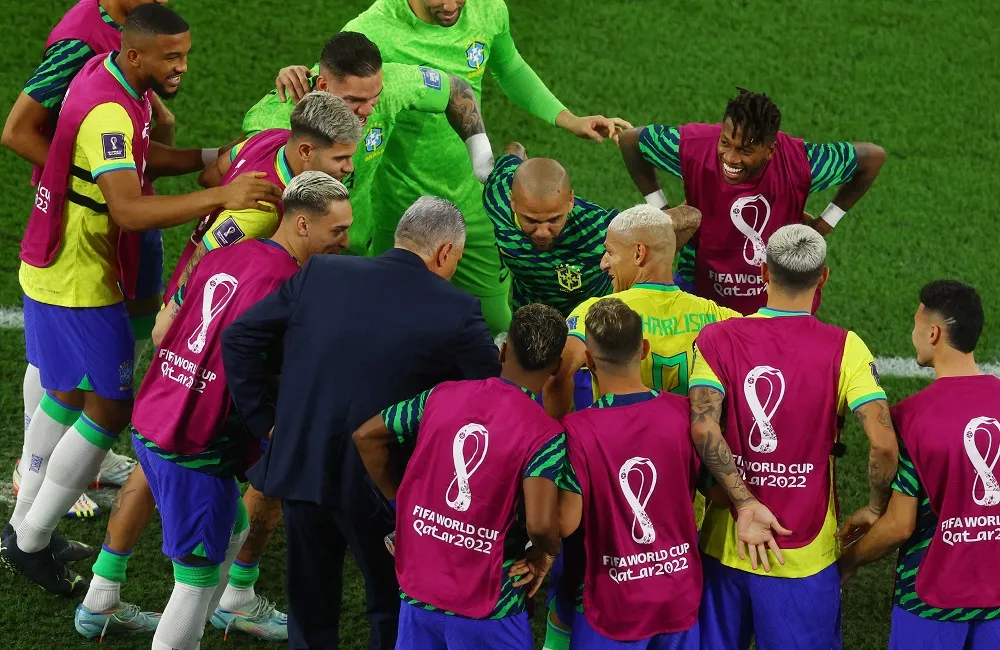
[92,548,131,583]
[77,375,94,391]
[39,393,82,426]
[173,561,220,588]
[233,495,249,534]
[228,562,260,589]
[73,415,118,451]
[544,601,571,650]
[130,313,157,341]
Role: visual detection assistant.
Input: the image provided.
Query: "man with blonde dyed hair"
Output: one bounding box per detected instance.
[688,224,897,650]
[540,203,737,648]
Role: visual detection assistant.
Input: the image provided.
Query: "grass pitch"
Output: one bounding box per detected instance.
[1,0,998,647]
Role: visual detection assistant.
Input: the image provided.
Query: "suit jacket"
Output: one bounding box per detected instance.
[221,248,501,508]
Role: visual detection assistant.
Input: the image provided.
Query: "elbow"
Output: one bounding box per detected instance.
[857,143,887,177]
[890,517,916,545]
[619,127,643,153]
[0,124,15,151]
[151,322,167,348]
[527,519,560,546]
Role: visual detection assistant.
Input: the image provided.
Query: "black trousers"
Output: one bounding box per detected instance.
[282,498,399,650]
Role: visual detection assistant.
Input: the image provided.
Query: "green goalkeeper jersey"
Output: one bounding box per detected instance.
[242,62,450,256]
[344,0,568,309]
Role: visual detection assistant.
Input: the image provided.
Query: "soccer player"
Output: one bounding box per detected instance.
[275,0,631,335]
[619,88,886,314]
[1,4,282,597]
[483,142,701,318]
[551,297,701,649]
[72,90,360,640]
[353,303,567,649]
[124,172,351,649]
[839,281,1000,650]
[688,224,898,649]
[2,0,184,520]
[244,31,491,258]
[167,90,361,298]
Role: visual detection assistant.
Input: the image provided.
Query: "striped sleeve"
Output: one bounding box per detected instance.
[524,432,566,481]
[482,153,521,228]
[23,40,95,109]
[804,141,858,192]
[638,125,682,179]
[381,388,434,445]
[676,242,696,283]
[556,456,582,494]
[891,441,921,497]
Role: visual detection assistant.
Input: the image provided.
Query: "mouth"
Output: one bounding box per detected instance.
[722,162,744,181]
[164,74,181,89]
[438,9,459,22]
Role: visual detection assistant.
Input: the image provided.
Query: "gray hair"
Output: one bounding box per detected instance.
[765,224,827,292]
[607,203,674,253]
[394,196,466,255]
[290,91,362,146]
[282,171,349,216]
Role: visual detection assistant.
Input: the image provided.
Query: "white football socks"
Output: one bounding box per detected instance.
[219,583,256,612]
[154,581,213,650]
[205,527,250,622]
[21,364,44,457]
[82,575,122,612]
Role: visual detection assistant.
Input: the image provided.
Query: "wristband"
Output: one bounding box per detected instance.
[644,190,668,210]
[201,147,221,167]
[820,203,846,228]
[465,133,495,183]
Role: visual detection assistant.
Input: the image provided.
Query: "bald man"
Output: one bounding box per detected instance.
[484,142,701,320]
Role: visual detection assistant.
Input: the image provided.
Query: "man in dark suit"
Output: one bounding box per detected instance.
[221,196,501,650]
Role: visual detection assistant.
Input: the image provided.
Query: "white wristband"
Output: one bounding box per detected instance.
[644,190,668,210]
[821,203,846,228]
[201,147,221,167]
[465,133,495,183]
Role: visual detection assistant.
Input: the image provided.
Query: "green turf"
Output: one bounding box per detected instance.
[0,0,997,647]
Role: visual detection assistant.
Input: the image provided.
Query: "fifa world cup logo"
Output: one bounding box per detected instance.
[730,194,772,266]
[744,365,785,454]
[187,273,239,354]
[964,416,1000,507]
[445,423,489,512]
[619,457,657,544]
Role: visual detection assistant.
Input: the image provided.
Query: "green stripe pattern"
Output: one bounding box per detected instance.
[483,154,615,316]
[23,40,95,109]
[638,125,683,179]
[892,443,1000,621]
[382,388,433,445]
[524,433,566,481]
[401,559,528,619]
[134,429,238,476]
[804,141,858,192]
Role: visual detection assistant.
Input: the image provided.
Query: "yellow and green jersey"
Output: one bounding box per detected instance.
[690,308,886,578]
[242,62,449,255]
[568,283,741,395]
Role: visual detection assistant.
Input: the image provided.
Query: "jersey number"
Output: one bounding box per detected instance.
[651,351,689,395]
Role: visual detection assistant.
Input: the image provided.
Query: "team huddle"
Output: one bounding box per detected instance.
[1,0,997,649]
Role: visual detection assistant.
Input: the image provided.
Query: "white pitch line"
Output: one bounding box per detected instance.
[0,307,996,378]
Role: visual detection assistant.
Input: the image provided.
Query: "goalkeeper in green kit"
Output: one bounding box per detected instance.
[275,0,631,335]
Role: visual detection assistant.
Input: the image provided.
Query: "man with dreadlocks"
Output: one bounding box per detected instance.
[619,88,885,315]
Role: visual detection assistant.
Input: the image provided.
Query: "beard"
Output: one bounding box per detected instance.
[146,77,179,100]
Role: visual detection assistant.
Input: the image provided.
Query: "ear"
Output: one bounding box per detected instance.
[297,141,313,163]
[640,338,651,361]
[929,323,943,347]
[817,266,831,289]
[436,242,454,268]
[584,349,596,374]
[764,140,778,161]
[635,242,648,266]
[295,213,309,236]
[315,76,329,91]
[126,48,141,67]
[498,341,507,364]
[761,262,770,284]
[566,189,576,212]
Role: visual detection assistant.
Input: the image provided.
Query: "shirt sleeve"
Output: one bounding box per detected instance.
[77,103,137,179]
[202,207,280,251]
[566,299,595,342]
[804,141,858,193]
[524,432,566,481]
[482,153,521,227]
[891,439,922,497]
[23,40,95,109]
[229,139,248,162]
[556,456,582,494]
[241,73,317,136]
[688,343,725,396]
[381,388,434,445]
[488,12,566,125]
[378,63,450,118]
[638,125,683,179]
[838,331,887,412]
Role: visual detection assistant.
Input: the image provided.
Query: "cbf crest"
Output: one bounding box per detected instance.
[364,127,383,153]
[556,263,582,291]
[466,41,486,70]
[119,359,134,392]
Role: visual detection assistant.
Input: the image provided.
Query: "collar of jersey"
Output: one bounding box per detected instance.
[633,282,679,293]
[104,54,141,101]
[499,377,535,400]
[757,307,810,318]
[591,390,660,408]
[275,146,294,186]
[259,238,300,265]
[98,4,123,32]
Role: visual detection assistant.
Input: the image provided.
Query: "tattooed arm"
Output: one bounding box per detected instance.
[836,399,899,543]
[690,386,792,572]
[446,75,494,182]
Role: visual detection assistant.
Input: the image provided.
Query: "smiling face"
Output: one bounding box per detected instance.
[413,0,468,26]
[716,118,776,185]
[318,70,384,126]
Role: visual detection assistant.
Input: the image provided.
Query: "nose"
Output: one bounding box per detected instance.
[722,150,741,166]
[359,102,374,119]
[343,158,354,174]
[600,253,610,271]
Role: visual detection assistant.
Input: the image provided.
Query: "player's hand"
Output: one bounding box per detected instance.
[735,499,792,573]
[835,504,881,548]
[508,547,556,598]
[503,141,527,159]
[218,172,283,211]
[837,546,859,587]
[806,211,833,236]
[276,65,312,103]
[151,92,175,127]
[561,114,633,144]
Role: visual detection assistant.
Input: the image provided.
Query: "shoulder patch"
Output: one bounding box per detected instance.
[566,316,578,331]
[212,216,246,248]
[869,361,882,387]
[101,133,126,160]
[418,66,442,91]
